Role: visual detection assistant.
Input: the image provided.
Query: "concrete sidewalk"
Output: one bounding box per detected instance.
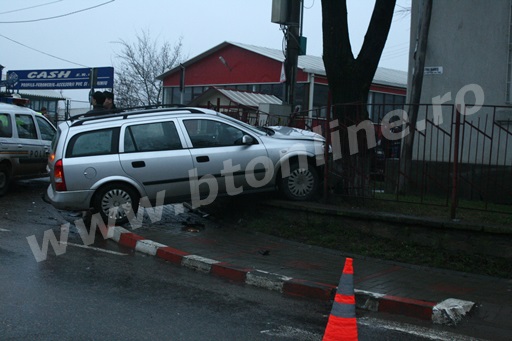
[106,202,512,337]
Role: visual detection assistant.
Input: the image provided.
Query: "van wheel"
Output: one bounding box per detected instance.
[93,183,139,225]
[0,164,11,196]
[280,163,319,201]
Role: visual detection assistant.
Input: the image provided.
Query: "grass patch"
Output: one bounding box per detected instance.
[334,193,512,226]
[204,193,512,279]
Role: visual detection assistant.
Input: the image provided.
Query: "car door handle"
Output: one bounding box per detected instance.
[196,156,209,163]
[132,161,146,168]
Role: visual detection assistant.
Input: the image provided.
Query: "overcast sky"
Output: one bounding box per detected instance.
[0,0,411,107]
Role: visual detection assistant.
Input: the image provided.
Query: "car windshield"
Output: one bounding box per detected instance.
[254,126,275,135]
[216,112,269,136]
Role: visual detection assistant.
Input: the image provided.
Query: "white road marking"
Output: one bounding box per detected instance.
[358,317,487,341]
[260,326,320,340]
[61,242,128,256]
[0,228,10,232]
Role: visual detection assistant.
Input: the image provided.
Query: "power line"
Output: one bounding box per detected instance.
[382,45,409,55]
[385,41,410,49]
[393,4,411,23]
[0,33,89,67]
[0,0,115,24]
[382,50,409,59]
[0,0,63,15]
[380,49,409,61]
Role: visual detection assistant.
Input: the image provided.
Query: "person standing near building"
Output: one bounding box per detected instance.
[84,91,106,116]
[40,107,51,120]
[103,91,116,110]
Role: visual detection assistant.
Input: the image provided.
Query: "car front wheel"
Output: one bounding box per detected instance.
[280,163,319,201]
[92,183,140,225]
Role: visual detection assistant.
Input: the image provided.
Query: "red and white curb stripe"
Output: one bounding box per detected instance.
[110,226,475,326]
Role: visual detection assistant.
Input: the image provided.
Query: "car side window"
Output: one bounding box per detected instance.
[35,116,56,141]
[66,128,119,158]
[15,114,37,139]
[124,121,182,153]
[0,114,13,138]
[183,119,245,148]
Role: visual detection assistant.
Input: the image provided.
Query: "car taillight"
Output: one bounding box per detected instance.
[54,159,67,191]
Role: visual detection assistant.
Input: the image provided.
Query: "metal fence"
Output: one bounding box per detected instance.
[212,102,512,218]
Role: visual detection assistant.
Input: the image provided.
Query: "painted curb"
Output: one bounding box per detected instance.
[109,226,475,325]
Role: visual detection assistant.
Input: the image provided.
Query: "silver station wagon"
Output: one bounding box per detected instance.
[46,107,326,224]
[0,102,56,195]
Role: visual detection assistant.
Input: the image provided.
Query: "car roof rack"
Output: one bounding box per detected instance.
[69,105,207,127]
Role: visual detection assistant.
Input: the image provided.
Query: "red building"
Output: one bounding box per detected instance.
[157,41,407,122]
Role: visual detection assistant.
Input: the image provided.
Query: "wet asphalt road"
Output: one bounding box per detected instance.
[0,179,332,340]
[0,179,481,340]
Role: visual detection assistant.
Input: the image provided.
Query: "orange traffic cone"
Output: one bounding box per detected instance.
[322,257,358,341]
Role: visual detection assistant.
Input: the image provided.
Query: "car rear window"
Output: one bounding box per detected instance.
[66,128,119,158]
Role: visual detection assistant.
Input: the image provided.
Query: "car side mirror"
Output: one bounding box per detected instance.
[242,135,254,145]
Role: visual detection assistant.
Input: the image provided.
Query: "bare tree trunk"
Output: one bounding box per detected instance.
[398,0,433,194]
[321,0,396,196]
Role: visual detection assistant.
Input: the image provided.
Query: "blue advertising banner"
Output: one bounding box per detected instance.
[6,67,114,90]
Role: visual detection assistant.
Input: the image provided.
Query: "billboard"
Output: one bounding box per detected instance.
[6,67,114,90]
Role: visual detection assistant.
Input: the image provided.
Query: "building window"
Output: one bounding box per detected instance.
[368,92,405,123]
[161,86,180,105]
[31,100,40,111]
[235,85,250,91]
[259,84,272,95]
[294,83,305,109]
[313,84,329,109]
[48,101,57,113]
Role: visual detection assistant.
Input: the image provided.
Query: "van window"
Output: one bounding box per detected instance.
[15,114,37,139]
[66,128,119,158]
[0,114,12,138]
[124,121,182,152]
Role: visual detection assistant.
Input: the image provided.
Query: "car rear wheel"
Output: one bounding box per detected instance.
[0,164,11,196]
[93,183,140,225]
[280,163,319,201]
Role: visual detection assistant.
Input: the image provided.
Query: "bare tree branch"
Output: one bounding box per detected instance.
[113,30,185,107]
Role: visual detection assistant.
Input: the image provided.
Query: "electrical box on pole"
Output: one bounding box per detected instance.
[271,0,300,25]
[299,36,307,55]
[271,0,304,109]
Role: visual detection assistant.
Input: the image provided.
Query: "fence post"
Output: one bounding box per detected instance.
[450,106,461,219]
[323,100,332,203]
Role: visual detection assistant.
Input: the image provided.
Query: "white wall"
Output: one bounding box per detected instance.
[409,0,512,164]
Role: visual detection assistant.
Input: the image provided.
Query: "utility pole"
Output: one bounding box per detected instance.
[398,0,433,193]
[0,65,5,93]
[284,0,302,109]
[179,64,185,105]
[271,0,304,111]
[89,67,97,108]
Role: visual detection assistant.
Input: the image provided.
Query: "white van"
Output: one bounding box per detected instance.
[0,102,56,195]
